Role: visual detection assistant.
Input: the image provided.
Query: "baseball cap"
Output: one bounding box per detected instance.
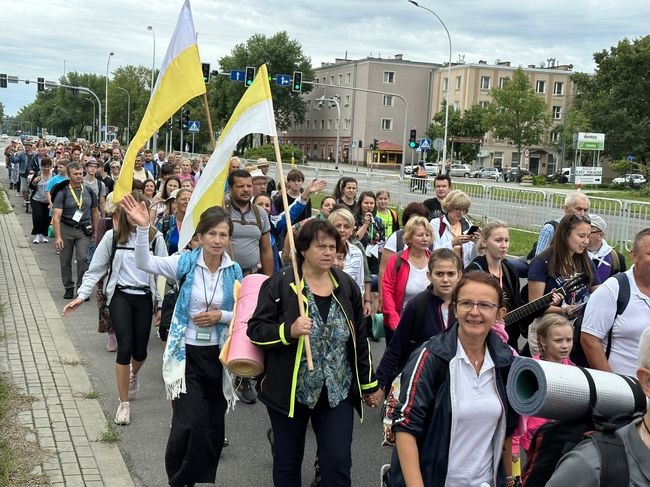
[250,169,267,180]
[589,214,607,233]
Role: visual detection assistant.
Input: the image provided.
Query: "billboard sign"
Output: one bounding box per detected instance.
[576,132,605,151]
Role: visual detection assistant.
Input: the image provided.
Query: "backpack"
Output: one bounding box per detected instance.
[393,222,442,256]
[526,220,558,260]
[158,274,187,341]
[570,273,631,367]
[520,366,645,487]
[105,232,158,285]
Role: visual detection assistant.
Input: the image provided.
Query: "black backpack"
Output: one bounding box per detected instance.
[570,273,631,367]
[526,220,558,260]
[158,274,186,341]
[521,366,645,487]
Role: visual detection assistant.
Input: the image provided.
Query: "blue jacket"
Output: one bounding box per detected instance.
[389,324,519,487]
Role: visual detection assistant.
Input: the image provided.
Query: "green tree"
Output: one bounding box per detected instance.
[484,67,551,164]
[209,31,314,151]
[427,104,488,163]
[244,143,302,163]
[571,36,650,162]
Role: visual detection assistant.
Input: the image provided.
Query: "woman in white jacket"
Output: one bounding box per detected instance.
[430,190,479,268]
[63,192,167,425]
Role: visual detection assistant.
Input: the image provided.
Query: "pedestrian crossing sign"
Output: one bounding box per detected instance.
[188,121,200,133]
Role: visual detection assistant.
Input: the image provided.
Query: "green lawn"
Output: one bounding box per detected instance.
[0,188,10,215]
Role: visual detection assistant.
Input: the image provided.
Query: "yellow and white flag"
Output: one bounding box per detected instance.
[178,64,277,249]
[113,0,205,201]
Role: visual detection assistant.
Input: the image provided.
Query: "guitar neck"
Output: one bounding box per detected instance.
[504,293,554,326]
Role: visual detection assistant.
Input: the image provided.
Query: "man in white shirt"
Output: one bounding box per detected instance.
[581,228,650,376]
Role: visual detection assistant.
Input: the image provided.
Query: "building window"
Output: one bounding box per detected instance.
[550,130,561,142]
[330,75,334,85]
[344,94,350,106]
[381,118,393,131]
[327,119,332,130]
[455,76,462,89]
[344,118,350,130]
[480,76,491,90]
[479,100,489,108]
[552,106,562,119]
[499,77,509,88]
[346,72,351,84]
[453,101,460,110]
[443,77,449,90]
[383,71,395,83]
[511,152,520,163]
[320,120,325,130]
[553,81,564,95]
[536,80,546,93]
[315,78,319,84]
[383,95,394,106]
[306,120,310,130]
[493,151,503,167]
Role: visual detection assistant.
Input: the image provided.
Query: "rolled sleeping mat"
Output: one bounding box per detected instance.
[507,357,647,421]
[226,274,268,378]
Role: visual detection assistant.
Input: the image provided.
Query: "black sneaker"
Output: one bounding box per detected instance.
[64,289,74,299]
[234,377,256,404]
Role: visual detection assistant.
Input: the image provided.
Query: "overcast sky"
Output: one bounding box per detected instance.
[1,0,648,119]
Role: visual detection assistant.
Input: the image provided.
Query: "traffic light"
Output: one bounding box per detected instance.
[409,129,418,149]
[0,74,7,88]
[201,63,210,83]
[37,77,45,92]
[358,140,363,149]
[292,71,303,92]
[181,109,190,130]
[245,66,256,87]
[373,139,379,150]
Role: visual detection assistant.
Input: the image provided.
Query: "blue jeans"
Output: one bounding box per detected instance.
[267,389,354,487]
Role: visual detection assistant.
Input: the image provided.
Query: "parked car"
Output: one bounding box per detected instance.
[471,166,485,178]
[477,167,502,181]
[612,174,647,188]
[546,170,570,184]
[424,162,439,176]
[505,168,531,182]
[449,164,472,178]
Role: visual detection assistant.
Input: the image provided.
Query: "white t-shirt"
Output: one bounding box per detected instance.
[383,231,407,254]
[343,242,365,294]
[581,267,650,376]
[447,340,502,486]
[402,264,429,310]
[117,233,153,291]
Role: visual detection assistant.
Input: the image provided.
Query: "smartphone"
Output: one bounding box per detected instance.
[465,225,480,235]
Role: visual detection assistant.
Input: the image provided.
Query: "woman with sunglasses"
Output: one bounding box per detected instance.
[527,214,600,355]
[390,272,519,487]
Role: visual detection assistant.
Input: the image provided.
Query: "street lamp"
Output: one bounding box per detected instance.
[115,87,131,146]
[105,51,114,142]
[147,25,156,151]
[408,1,452,166]
[316,96,341,170]
[84,97,96,143]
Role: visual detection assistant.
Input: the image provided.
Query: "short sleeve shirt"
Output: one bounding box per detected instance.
[528,251,600,303]
[53,185,98,225]
[229,204,271,271]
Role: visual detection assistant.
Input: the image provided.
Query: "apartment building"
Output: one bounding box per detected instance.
[430,60,576,174]
[284,55,440,166]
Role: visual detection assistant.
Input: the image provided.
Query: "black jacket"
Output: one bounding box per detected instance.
[390,324,519,487]
[247,266,379,418]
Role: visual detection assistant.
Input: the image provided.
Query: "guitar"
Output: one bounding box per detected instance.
[504,273,589,328]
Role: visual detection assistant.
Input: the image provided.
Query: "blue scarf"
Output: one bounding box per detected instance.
[162,247,242,401]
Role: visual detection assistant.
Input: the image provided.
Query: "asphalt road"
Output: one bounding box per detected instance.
[1,173,392,486]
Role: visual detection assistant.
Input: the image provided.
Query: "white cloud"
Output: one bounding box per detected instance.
[1,0,649,117]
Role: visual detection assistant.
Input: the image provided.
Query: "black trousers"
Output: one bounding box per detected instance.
[267,388,354,487]
[108,290,152,365]
[30,200,50,236]
[166,345,227,487]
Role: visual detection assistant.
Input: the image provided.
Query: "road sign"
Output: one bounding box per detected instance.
[230,70,245,82]
[350,140,356,148]
[188,121,200,133]
[433,138,444,151]
[275,74,291,86]
[524,148,530,158]
[419,138,431,150]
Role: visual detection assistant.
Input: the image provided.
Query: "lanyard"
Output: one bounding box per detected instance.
[68,186,83,209]
[201,267,222,312]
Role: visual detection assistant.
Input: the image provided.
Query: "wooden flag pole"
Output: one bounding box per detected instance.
[202,93,216,150]
[272,135,314,371]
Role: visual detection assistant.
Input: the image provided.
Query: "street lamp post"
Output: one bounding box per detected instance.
[84,97,96,143]
[317,96,341,170]
[408,1,452,166]
[115,87,131,146]
[105,52,114,142]
[147,25,156,151]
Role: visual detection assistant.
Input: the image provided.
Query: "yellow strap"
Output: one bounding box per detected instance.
[68,186,83,209]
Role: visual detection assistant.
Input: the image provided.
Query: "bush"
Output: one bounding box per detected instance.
[244,144,303,164]
[532,175,546,186]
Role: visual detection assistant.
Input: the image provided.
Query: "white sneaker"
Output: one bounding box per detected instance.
[41,235,48,243]
[114,401,130,425]
[128,370,139,400]
[32,236,39,244]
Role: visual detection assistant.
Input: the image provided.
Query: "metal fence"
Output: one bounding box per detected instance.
[265,163,649,252]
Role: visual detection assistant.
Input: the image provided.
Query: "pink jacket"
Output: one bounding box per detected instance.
[381,247,430,331]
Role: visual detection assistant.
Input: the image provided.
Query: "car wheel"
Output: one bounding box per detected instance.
[463,173,470,178]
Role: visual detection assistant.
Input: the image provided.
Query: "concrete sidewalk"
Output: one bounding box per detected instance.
[0,185,134,487]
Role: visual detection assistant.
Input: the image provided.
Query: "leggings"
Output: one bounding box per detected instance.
[108,289,153,365]
[30,199,50,236]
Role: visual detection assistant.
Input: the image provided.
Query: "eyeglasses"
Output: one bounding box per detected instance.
[456,300,500,312]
